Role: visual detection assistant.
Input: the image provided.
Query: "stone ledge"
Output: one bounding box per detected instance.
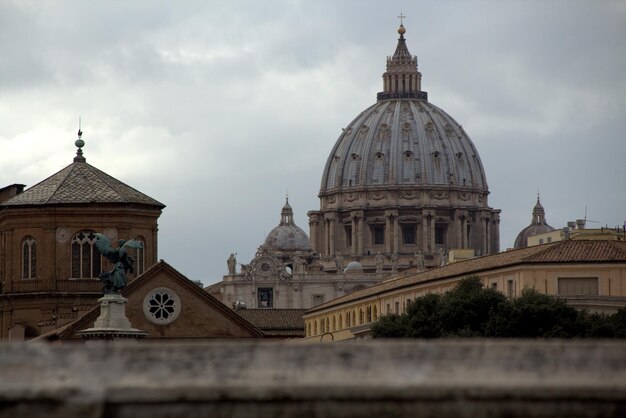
[0,340,625,418]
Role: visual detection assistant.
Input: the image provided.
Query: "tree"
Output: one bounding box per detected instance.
[371,276,625,339]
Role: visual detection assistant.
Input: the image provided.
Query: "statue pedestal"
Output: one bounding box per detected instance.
[78,294,147,342]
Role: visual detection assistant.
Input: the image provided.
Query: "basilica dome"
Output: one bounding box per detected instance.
[264,199,312,252]
[308,24,501,268]
[320,25,487,197]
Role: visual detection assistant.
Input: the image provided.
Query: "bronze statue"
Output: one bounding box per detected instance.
[94,233,144,294]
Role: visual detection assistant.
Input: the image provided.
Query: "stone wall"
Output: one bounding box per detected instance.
[0,340,625,417]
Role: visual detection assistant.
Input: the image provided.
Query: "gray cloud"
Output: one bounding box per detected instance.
[1,0,624,284]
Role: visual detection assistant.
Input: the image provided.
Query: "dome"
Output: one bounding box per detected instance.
[344,261,364,274]
[514,197,555,248]
[320,24,488,196]
[308,23,501,266]
[264,198,312,252]
[320,99,488,193]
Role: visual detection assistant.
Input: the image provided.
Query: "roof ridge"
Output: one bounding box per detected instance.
[43,163,77,204]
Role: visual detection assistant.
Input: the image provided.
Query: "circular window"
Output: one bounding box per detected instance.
[143,287,181,325]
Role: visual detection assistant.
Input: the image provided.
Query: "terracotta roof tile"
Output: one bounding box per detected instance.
[235,309,306,330]
[308,240,626,313]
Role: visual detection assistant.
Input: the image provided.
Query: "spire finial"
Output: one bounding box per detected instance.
[74,118,86,163]
[397,12,406,35]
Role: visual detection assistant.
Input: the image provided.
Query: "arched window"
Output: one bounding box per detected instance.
[307,322,311,337]
[366,306,372,322]
[133,236,146,275]
[320,318,325,334]
[314,321,318,335]
[332,316,336,332]
[339,314,343,329]
[359,309,364,324]
[22,236,36,279]
[71,231,101,279]
[352,310,356,326]
[373,305,378,321]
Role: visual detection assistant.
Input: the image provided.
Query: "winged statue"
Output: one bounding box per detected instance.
[94,233,144,294]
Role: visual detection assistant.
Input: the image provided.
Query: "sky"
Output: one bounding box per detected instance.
[1,0,625,285]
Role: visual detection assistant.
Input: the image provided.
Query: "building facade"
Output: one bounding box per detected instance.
[0,136,164,340]
[302,239,626,341]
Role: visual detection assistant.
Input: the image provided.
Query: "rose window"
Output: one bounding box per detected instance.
[143,287,181,325]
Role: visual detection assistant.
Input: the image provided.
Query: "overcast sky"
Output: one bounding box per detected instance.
[1,0,625,285]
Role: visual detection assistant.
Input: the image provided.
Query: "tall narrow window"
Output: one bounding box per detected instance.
[435,222,447,246]
[133,236,146,275]
[71,231,101,279]
[372,225,385,245]
[22,237,36,279]
[257,288,273,308]
[402,224,416,245]
[344,225,352,247]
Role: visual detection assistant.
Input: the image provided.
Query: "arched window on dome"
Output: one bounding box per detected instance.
[370,152,386,184]
[307,322,311,337]
[314,321,318,336]
[71,231,102,279]
[133,236,146,276]
[402,150,415,183]
[339,313,343,329]
[332,315,336,332]
[378,124,390,141]
[402,122,412,141]
[22,236,36,279]
[373,305,378,321]
[344,153,360,186]
[352,310,356,327]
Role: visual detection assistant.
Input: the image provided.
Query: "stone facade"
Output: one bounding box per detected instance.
[209,200,384,309]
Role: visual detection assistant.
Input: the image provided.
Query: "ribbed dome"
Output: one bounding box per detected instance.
[514,197,555,248]
[320,99,488,192]
[264,199,312,252]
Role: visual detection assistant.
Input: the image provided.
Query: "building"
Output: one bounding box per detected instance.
[0,135,165,340]
[207,199,381,309]
[302,239,626,341]
[514,197,555,248]
[308,23,501,273]
[528,219,626,247]
[211,23,501,309]
[37,261,264,342]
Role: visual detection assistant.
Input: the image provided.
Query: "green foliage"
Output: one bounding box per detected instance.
[372,276,626,339]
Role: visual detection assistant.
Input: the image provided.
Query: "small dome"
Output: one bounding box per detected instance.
[344,261,364,274]
[514,197,555,248]
[264,198,312,252]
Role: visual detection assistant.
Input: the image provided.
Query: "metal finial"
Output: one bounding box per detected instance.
[74,118,86,162]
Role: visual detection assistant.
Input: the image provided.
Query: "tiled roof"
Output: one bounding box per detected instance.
[235,309,306,336]
[1,160,164,208]
[308,240,626,313]
[523,240,626,263]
